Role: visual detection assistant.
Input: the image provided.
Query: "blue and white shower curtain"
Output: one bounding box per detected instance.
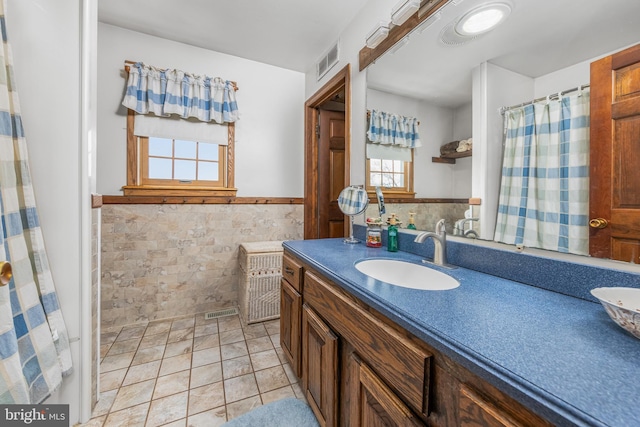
[494,91,590,255]
[0,1,72,403]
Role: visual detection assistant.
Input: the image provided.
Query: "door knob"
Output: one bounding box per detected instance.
[589,218,609,229]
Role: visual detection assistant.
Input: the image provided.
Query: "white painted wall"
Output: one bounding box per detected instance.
[7,0,92,423]
[472,63,534,239]
[97,23,305,197]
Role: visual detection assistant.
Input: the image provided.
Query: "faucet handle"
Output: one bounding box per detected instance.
[435,219,446,234]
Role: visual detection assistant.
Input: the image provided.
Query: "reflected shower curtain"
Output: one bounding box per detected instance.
[0,1,72,403]
[494,92,590,255]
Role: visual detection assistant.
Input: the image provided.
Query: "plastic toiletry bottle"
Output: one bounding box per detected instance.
[387,216,398,252]
[407,212,417,230]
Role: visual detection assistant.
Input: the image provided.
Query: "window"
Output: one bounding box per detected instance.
[123,111,236,197]
[365,157,414,198]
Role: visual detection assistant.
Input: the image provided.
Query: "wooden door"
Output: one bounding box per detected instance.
[280,279,301,377]
[348,353,424,427]
[590,43,640,261]
[302,303,338,427]
[317,109,346,238]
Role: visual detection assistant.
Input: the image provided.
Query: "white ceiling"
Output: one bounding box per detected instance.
[367,0,640,108]
[98,0,370,73]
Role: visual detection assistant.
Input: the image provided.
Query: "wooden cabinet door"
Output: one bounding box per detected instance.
[348,353,424,427]
[590,42,640,261]
[302,303,339,427]
[280,279,301,377]
[459,385,522,427]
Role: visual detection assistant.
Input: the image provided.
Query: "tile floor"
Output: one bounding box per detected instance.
[81,313,304,427]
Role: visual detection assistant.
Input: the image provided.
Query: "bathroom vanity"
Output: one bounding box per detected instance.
[280,238,640,427]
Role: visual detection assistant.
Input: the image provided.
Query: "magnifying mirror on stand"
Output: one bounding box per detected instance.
[337,185,369,244]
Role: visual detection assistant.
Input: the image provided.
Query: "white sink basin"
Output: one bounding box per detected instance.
[355,259,460,291]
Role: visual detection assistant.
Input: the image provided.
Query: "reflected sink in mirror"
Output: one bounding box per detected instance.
[355,259,460,291]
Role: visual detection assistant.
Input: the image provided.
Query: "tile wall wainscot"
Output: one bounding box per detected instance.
[101,204,304,328]
[364,202,469,232]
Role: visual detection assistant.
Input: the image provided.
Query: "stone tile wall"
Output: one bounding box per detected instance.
[364,202,470,233]
[101,204,303,328]
[91,208,100,409]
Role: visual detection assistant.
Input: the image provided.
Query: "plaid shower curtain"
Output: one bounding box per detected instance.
[0,1,73,403]
[494,91,590,255]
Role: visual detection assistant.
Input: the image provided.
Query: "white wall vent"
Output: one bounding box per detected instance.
[317,41,340,81]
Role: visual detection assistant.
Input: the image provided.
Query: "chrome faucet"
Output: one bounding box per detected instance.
[414,219,448,266]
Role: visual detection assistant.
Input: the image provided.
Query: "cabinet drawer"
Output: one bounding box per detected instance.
[304,271,432,417]
[282,254,303,292]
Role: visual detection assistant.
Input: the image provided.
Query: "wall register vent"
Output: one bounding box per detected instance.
[204,307,239,320]
[317,41,340,81]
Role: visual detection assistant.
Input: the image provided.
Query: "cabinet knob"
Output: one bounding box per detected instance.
[589,218,609,229]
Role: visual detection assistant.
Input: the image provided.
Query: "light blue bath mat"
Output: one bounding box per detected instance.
[222,397,319,427]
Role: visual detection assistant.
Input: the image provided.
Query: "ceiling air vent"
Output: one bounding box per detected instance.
[317,41,340,81]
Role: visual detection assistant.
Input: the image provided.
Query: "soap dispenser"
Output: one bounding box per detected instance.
[407,212,417,230]
[387,215,398,252]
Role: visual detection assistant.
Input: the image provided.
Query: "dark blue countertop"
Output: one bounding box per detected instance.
[283,238,640,427]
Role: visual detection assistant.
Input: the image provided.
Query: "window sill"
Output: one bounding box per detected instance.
[122,185,238,197]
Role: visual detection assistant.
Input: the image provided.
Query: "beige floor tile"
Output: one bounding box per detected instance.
[154,370,191,400]
[292,382,305,399]
[220,342,248,360]
[80,415,106,427]
[101,331,119,345]
[223,373,259,403]
[195,314,218,326]
[159,419,186,427]
[145,320,172,336]
[111,379,156,412]
[146,391,188,427]
[100,344,111,359]
[225,395,262,420]
[168,327,194,343]
[106,338,141,356]
[165,339,193,358]
[255,365,290,393]
[282,360,299,384]
[219,329,246,345]
[217,316,242,332]
[117,325,147,341]
[190,363,223,389]
[222,356,253,379]
[261,385,296,404]
[242,323,268,340]
[193,333,219,351]
[250,349,281,371]
[172,317,196,331]
[103,402,149,427]
[188,381,225,415]
[192,347,221,368]
[159,353,192,376]
[101,352,135,373]
[246,336,274,354]
[263,320,280,335]
[186,406,226,427]
[122,359,161,386]
[275,347,288,365]
[139,332,169,349]
[92,389,117,417]
[270,333,281,349]
[194,323,219,338]
[100,368,127,393]
[131,345,165,366]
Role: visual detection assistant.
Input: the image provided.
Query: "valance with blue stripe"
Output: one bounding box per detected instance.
[122,62,239,123]
[367,109,421,148]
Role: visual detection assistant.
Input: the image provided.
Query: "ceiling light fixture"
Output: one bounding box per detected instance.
[391,0,421,26]
[455,2,511,36]
[366,22,390,49]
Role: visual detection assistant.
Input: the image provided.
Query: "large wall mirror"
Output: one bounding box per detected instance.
[364,0,640,261]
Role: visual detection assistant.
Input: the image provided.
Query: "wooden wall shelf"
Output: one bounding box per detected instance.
[432,150,472,164]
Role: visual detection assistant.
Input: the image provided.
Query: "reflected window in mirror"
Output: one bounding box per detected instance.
[366,157,414,198]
